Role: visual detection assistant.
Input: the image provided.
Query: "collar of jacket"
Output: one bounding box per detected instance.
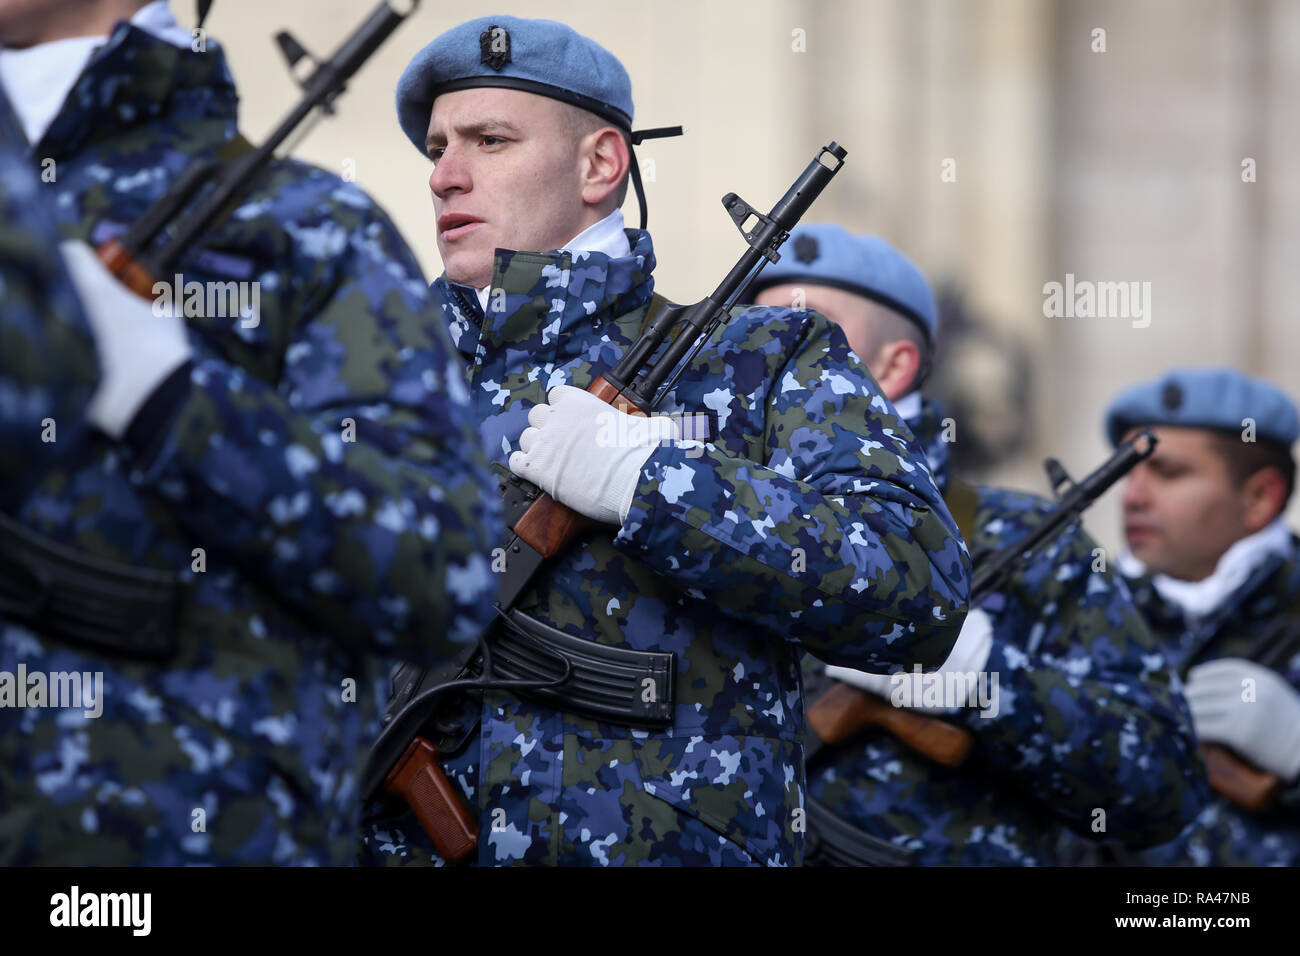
[436,228,657,363]
[1126,536,1300,639]
[37,21,237,159]
[905,396,951,495]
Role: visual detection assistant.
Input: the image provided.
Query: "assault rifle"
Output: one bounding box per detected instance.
[806,428,1159,765]
[97,1,420,293]
[364,143,850,859]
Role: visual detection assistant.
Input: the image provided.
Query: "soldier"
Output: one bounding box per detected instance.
[362,15,971,867]
[0,107,99,501]
[749,223,1206,865]
[1105,368,1300,865]
[0,0,500,863]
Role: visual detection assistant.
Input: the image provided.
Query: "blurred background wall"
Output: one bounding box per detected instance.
[185,0,1300,554]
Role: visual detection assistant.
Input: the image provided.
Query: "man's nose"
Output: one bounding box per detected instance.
[1121,468,1149,512]
[429,146,469,197]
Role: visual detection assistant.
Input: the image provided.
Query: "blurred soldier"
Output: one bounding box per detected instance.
[1106,368,1300,865]
[750,223,1206,865]
[0,0,500,863]
[0,98,99,502]
[363,15,970,867]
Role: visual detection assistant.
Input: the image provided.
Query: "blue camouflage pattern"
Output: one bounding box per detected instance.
[361,228,972,866]
[805,399,1208,864]
[1127,541,1300,865]
[0,143,99,500]
[0,23,500,864]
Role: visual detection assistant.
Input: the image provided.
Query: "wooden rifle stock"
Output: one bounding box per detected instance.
[1203,743,1281,812]
[806,681,974,767]
[511,375,646,558]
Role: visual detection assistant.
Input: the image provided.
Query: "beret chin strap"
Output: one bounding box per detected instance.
[628,125,683,229]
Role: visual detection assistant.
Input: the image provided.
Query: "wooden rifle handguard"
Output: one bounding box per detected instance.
[95,238,160,299]
[806,681,976,767]
[510,374,647,556]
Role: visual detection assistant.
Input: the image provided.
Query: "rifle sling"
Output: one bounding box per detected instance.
[804,795,916,867]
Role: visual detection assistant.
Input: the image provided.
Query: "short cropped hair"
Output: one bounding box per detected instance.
[862,304,935,394]
[562,103,632,207]
[1205,431,1296,514]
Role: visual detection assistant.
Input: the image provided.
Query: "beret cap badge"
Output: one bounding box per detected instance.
[794,235,820,265]
[1160,381,1184,412]
[479,24,511,71]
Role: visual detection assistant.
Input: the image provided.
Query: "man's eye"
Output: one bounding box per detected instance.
[429,148,445,162]
[480,136,503,147]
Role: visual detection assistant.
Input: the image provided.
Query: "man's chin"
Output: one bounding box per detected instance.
[439,249,493,291]
[1131,544,1178,577]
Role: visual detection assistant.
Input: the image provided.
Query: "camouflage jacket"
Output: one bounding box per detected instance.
[805,399,1207,865]
[0,24,499,864]
[0,134,99,500]
[363,234,971,866]
[1127,539,1300,865]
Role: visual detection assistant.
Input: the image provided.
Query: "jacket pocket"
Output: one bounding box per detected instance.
[636,734,801,867]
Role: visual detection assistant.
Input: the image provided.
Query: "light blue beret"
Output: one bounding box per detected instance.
[747,223,937,340]
[1105,367,1300,447]
[396,15,634,153]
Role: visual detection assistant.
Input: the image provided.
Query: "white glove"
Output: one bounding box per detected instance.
[59,241,192,439]
[1186,658,1300,781]
[825,608,995,711]
[507,384,680,526]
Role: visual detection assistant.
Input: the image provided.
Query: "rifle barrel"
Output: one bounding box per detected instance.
[971,429,1157,600]
[142,1,419,275]
[622,142,847,407]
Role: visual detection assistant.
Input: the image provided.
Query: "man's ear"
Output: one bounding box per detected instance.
[868,339,922,403]
[1242,467,1288,532]
[580,127,631,207]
